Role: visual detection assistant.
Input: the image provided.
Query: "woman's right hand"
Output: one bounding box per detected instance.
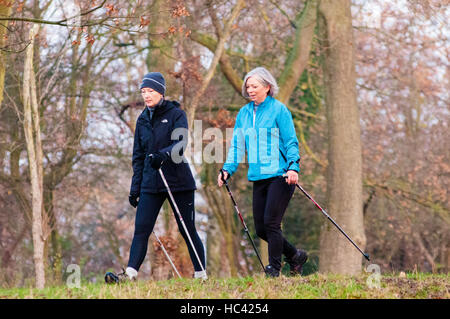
[217,170,229,187]
[129,193,139,208]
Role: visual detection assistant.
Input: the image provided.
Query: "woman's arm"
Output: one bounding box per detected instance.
[278,105,300,173]
[130,126,145,194]
[223,110,245,177]
[158,109,189,162]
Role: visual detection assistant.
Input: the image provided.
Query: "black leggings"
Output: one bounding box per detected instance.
[127,190,206,272]
[253,176,298,271]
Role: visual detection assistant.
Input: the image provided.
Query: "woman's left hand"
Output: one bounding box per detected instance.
[285,170,298,185]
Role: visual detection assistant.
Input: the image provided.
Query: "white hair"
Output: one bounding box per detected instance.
[242,67,279,99]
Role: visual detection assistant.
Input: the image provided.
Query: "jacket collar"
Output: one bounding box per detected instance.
[137,99,180,125]
[245,95,273,112]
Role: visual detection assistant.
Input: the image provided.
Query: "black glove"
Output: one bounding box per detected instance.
[129,193,139,208]
[149,152,166,170]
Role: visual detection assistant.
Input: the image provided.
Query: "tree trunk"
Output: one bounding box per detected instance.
[318,0,366,275]
[277,0,318,104]
[145,0,188,279]
[0,0,14,110]
[23,23,47,289]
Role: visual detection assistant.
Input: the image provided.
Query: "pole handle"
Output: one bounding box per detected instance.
[219,168,230,184]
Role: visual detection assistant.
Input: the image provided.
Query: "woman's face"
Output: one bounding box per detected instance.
[141,88,163,108]
[246,76,270,105]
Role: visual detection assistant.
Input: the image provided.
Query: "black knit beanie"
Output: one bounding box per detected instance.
[140,72,166,96]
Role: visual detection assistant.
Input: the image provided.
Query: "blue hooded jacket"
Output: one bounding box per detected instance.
[223,95,300,181]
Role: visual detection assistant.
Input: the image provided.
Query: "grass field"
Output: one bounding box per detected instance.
[0,273,448,299]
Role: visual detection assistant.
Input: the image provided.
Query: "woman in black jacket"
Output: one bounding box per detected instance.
[124,72,206,281]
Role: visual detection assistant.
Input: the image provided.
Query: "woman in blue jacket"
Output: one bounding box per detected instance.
[218,67,308,277]
[124,72,206,281]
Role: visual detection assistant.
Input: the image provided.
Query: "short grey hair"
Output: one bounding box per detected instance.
[242,67,279,99]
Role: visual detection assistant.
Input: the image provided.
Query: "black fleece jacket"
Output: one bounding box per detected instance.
[130,99,196,194]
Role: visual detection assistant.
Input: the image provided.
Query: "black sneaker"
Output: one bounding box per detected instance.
[286,249,308,276]
[104,268,130,284]
[264,265,280,278]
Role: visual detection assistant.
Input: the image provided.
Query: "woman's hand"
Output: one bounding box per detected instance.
[128,193,139,208]
[285,170,298,185]
[217,170,229,187]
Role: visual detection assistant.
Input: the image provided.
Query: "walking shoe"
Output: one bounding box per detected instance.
[286,249,308,276]
[264,265,280,278]
[104,268,135,284]
[194,270,208,280]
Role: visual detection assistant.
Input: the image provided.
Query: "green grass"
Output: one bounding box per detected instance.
[0,273,448,299]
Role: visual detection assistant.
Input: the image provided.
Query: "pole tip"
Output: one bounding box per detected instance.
[364,253,370,261]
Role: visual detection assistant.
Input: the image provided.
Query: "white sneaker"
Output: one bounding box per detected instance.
[105,267,136,284]
[194,270,208,280]
[126,267,138,280]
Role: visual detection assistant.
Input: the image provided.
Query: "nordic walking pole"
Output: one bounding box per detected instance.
[152,232,182,279]
[157,167,206,273]
[284,174,370,261]
[220,169,266,271]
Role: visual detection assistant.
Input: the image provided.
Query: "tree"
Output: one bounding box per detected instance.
[353,0,449,273]
[22,23,47,288]
[317,0,366,274]
[186,0,245,129]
